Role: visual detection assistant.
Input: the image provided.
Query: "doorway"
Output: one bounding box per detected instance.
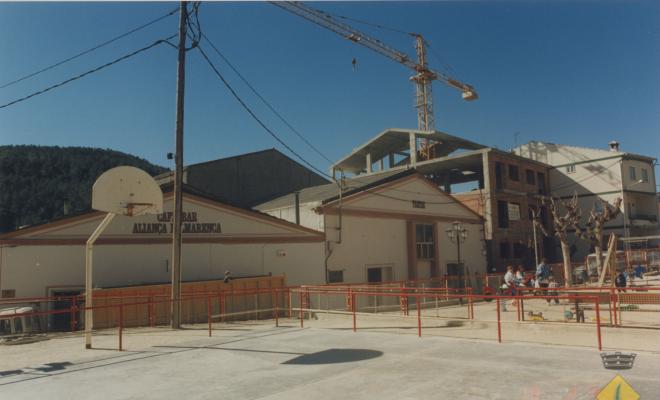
[50,289,82,331]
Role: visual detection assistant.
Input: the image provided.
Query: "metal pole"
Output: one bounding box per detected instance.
[207,295,212,337]
[417,295,421,337]
[533,219,539,267]
[171,1,188,330]
[595,298,602,351]
[274,289,279,327]
[85,212,115,349]
[118,304,124,351]
[496,297,502,343]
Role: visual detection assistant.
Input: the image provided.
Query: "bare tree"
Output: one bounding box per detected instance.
[575,197,622,276]
[536,194,582,286]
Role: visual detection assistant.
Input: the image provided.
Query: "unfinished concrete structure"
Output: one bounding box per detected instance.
[331,128,552,272]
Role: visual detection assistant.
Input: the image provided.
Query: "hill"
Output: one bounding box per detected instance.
[0,145,167,231]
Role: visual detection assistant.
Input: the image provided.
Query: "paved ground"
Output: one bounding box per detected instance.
[1,321,659,400]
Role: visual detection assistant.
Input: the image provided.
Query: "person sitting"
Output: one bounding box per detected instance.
[503,265,518,304]
[223,270,233,284]
[615,270,627,293]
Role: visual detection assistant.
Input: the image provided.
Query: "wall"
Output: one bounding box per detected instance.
[484,151,550,271]
[0,241,324,298]
[325,214,409,283]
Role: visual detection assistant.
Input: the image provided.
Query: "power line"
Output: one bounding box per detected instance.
[0,7,178,90]
[200,33,334,165]
[0,34,176,110]
[196,45,332,179]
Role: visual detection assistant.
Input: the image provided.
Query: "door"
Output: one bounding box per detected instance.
[446,263,466,289]
[365,265,394,311]
[51,290,82,331]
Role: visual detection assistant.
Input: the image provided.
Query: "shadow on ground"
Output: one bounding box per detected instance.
[282,348,382,365]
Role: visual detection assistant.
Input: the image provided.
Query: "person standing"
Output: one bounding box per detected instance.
[536,258,551,293]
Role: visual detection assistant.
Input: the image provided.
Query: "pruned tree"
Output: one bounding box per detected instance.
[535,194,582,286]
[574,197,622,276]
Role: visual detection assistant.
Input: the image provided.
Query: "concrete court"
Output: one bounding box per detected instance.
[1,323,659,400]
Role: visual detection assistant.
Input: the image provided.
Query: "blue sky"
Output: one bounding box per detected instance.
[1,1,659,177]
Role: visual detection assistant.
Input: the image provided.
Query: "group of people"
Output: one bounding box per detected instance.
[502,258,559,305]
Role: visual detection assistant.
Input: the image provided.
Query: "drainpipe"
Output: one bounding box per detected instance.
[294,191,300,225]
[324,172,344,283]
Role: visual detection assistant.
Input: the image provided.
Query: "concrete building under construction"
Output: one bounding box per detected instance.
[331,128,553,272]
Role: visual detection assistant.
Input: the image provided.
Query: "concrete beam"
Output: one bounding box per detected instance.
[409,133,417,167]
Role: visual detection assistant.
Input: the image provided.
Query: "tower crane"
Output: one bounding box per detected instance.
[271,1,478,160]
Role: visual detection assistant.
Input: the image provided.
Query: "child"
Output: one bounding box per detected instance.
[547,276,559,305]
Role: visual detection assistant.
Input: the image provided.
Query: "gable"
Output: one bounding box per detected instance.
[1,193,323,244]
[323,174,481,222]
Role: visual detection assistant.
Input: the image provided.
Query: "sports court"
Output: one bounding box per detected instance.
[1,319,659,400]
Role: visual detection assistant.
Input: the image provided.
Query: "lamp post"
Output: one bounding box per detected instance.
[446,221,469,288]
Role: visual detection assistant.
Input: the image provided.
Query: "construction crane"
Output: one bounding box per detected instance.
[271,1,478,159]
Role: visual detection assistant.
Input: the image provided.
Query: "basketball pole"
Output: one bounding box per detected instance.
[171,1,187,329]
[85,212,115,349]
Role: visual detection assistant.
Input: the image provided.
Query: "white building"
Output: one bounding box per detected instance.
[256,170,488,286]
[514,140,658,258]
[0,188,325,299]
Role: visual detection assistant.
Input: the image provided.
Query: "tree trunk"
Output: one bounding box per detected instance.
[594,242,603,276]
[560,240,573,286]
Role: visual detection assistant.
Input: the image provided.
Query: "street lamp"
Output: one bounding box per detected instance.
[446,221,469,288]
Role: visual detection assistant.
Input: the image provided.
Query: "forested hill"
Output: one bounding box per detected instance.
[0,145,167,232]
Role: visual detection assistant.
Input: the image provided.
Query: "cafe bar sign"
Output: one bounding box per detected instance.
[132,211,222,234]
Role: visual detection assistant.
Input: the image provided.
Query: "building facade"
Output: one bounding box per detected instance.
[515,141,659,259]
[0,190,325,299]
[257,170,488,286]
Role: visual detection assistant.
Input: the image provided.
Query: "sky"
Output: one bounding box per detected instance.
[1,1,659,178]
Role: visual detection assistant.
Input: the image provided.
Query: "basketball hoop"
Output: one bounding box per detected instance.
[84,166,163,349]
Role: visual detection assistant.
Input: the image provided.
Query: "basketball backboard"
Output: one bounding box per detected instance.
[92,166,163,216]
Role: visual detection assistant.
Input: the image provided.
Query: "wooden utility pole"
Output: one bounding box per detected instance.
[171,1,187,329]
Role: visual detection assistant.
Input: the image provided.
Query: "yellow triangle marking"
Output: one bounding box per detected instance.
[597,375,640,400]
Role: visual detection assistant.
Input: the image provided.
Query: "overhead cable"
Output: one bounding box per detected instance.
[201,33,334,165]
[196,45,333,179]
[0,34,176,110]
[0,7,178,90]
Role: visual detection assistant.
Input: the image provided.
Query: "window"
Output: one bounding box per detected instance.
[508,165,520,181]
[526,169,535,185]
[537,172,546,195]
[497,200,509,228]
[328,270,344,283]
[1,289,15,299]
[641,168,649,183]
[415,224,435,259]
[566,164,576,174]
[629,166,636,181]
[495,162,504,189]
[508,202,521,221]
[499,241,510,258]
[513,242,526,258]
[412,200,426,209]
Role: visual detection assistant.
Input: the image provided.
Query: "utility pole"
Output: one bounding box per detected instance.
[171,1,187,329]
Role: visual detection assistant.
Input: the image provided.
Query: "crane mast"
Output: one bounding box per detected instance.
[272,1,478,159]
